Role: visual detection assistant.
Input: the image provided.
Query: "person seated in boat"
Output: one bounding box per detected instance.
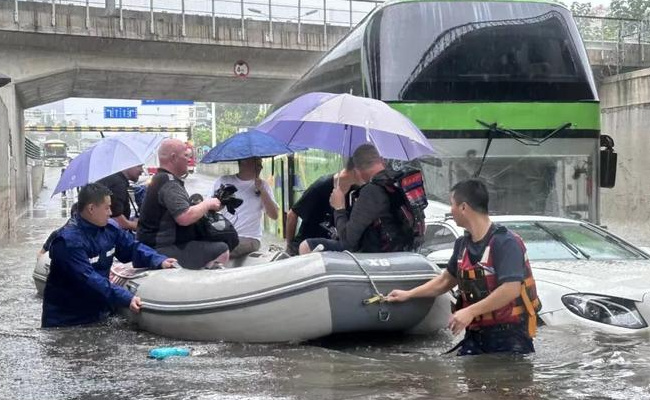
[298,144,416,254]
[42,183,177,328]
[285,158,361,256]
[212,156,279,258]
[137,139,230,269]
[97,164,144,232]
[38,202,78,259]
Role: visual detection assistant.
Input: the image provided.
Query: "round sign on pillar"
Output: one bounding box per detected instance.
[234,60,250,78]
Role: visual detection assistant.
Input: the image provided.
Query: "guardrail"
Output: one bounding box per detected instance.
[575,15,650,72]
[11,0,382,43]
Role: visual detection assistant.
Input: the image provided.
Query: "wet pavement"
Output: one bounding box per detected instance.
[1,167,649,399]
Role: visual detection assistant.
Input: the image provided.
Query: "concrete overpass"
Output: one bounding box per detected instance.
[0,0,356,107]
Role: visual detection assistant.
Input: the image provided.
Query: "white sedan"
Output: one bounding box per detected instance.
[421,215,650,335]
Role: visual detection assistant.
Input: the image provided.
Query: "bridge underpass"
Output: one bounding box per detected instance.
[3,0,650,241]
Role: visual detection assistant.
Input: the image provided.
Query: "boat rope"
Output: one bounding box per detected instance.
[343,251,384,300]
[343,251,391,321]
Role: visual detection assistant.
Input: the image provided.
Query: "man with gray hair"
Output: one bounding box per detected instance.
[299,144,414,254]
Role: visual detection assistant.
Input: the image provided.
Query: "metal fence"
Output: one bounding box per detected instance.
[575,15,650,73]
[12,0,382,41]
[25,137,41,160]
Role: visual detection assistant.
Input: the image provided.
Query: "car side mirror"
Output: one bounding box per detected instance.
[600,135,617,189]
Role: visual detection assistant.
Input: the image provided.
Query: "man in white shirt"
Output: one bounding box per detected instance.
[212,157,279,258]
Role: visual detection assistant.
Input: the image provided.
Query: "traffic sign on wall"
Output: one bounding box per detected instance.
[234,60,250,78]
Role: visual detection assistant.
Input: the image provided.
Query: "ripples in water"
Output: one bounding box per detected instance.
[1,213,650,399]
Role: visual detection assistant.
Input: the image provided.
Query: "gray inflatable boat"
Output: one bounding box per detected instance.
[33,254,49,297]
[126,251,452,343]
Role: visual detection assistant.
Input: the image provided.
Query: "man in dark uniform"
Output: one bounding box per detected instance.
[97,164,143,231]
[386,179,541,355]
[42,183,177,328]
[284,158,361,255]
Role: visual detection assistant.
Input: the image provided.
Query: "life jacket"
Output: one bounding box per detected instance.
[365,167,427,252]
[456,226,541,338]
[137,169,197,247]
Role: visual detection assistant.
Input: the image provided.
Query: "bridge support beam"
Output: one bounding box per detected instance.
[0,83,26,242]
[600,68,650,230]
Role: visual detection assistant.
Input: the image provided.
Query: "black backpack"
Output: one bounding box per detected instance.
[376,167,427,251]
[196,210,240,251]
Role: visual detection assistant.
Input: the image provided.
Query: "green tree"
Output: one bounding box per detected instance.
[192,103,270,149]
[571,2,601,41]
[608,0,650,19]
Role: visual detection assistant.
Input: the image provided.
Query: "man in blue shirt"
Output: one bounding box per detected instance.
[42,183,177,328]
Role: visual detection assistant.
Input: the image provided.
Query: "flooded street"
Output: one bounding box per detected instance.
[1,168,649,399]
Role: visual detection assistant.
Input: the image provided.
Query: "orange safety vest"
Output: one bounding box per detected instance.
[457,228,541,338]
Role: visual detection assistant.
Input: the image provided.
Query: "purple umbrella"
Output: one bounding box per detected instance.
[53,133,163,195]
[256,92,434,161]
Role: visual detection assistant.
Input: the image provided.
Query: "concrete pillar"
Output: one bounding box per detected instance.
[599,68,650,233]
[0,83,20,242]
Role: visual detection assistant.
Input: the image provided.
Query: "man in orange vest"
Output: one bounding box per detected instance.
[387,179,540,355]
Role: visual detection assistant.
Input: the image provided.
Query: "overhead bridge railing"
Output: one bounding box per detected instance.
[24,125,191,133]
[12,0,381,44]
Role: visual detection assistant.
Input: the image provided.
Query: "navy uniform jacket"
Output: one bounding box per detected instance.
[42,215,168,328]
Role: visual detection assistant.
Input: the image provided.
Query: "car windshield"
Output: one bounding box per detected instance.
[502,221,647,260]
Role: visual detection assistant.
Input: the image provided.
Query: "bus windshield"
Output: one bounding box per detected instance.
[365,1,596,101]
[44,142,67,157]
[415,138,597,221]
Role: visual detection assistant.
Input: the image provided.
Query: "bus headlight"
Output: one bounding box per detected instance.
[562,294,647,329]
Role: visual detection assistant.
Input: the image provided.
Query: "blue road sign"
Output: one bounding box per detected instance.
[104,107,138,119]
[141,100,194,105]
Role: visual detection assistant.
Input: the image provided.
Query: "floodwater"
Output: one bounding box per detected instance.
[1,169,649,399]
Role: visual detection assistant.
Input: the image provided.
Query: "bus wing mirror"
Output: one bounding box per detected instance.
[600,134,617,189]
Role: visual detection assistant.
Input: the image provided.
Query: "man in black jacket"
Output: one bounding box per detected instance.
[298,144,411,254]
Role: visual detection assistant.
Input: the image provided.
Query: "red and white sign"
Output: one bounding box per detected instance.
[234,60,250,78]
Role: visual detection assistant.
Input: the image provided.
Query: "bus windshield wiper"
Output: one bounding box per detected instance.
[534,222,590,260]
[472,120,572,178]
[476,120,572,146]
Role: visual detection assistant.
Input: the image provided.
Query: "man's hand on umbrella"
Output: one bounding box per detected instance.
[330,187,345,210]
[254,178,264,191]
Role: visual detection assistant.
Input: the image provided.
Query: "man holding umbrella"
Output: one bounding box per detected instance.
[97,164,143,231]
[213,156,279,258]
[137,139,230,269]
[299,144,416,254]
[285,157,361,255]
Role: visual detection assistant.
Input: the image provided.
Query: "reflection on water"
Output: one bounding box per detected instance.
[1,176,649,399]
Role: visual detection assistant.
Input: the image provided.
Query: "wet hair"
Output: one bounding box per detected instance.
[451,179,489,214]
[345,157,355,171]
[352,144,382,171]
[77,183,112,212]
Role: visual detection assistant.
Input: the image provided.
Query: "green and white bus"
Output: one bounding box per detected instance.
[274,0,616,225]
